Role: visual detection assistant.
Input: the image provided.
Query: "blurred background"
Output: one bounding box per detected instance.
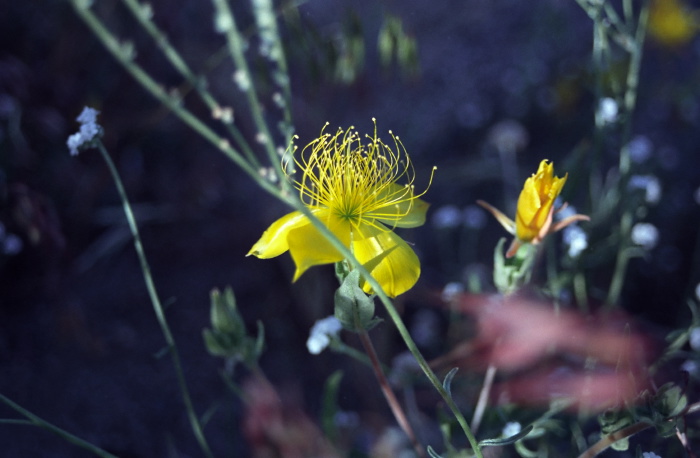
[1,0,700,456]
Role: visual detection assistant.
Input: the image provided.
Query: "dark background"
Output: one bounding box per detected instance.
[1,0,700,456]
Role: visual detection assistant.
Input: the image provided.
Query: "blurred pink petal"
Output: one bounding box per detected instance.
[434,294,654,412]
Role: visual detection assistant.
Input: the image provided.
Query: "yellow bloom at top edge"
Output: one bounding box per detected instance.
[648,0,699,48]
[247,120,433,297]
[477,159,589,258]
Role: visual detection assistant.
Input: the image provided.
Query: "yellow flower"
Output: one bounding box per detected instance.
[648,0,699,48]
[247,122,432,297]
[478,160,589,258]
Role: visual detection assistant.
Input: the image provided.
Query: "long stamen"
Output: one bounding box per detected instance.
[280,121,432,231]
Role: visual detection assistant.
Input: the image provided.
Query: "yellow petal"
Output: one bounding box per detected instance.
[515,160,568,242]
[375,198,429,228]
[352,223,420,297]
[247,211,309,258]
[515,180,542,241]
[288,210,351,281]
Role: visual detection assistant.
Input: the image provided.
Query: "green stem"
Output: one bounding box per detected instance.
[96,141,214,458]
[0,393,118,458]
[119,0,261,168]
[291,204,483,457]
[71,2,480,453]
[70,1,280,198]
[329,336,381,370]
[210,0,289,186]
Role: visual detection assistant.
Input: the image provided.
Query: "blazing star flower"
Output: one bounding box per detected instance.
[477,160,589,258]
[247,122,432,297]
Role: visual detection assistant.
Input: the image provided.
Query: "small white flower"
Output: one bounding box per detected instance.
[67,106,102,156]
[487,119,529,154]
[695,282,700,302]
[306,316,342,355]
[432,205,462,229]
[463,205,487,229]
[563,225,588,258]
[641,452,662,458]
[441,282,464,302]
[629,175,662,204]
[502,421,522,437]
[598,97,618,124]
[628,135,653,163]
[690,327,700,352]
[2,233,23,255]
[682,359,699,376]
[555,202,577,221]
[631,223,659,250]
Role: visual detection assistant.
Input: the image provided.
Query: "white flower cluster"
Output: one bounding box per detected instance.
[502,421,522,437]
[598,97,619,124]
[631,222,659,250]
[557,204,588,258]
[431,204,486,230]
[67,107,102,156]
[306,316,342,355]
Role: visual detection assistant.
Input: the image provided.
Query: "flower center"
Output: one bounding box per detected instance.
[284,123,426,230]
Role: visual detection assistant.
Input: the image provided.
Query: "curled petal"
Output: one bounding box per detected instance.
[352,224,420,297]
[551,214,591,233]
[247,211,309,259]
[476,200,516,235]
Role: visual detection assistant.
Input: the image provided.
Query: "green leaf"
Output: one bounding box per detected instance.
[442,368,459,399]
[321,370,344,442]
[253,320,265,361]
[479,424,534,447]
[426,445,444,458]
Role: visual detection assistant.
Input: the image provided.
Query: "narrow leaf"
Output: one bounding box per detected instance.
[479,424,534,447]
[442,367,459,399]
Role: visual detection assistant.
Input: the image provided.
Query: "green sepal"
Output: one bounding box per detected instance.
[210,287,244,336]
[493,238,536,294]
[334,269,379,332]
[597,408,634,451]
[202,286,264,366]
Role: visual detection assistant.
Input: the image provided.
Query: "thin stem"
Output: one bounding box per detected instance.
[70,1,279,198]
[470,364,496,435]
[329,336,383,370]
[96,141,214,458]
[291,204,483,457]
[119,0,261,168]
[71,3,481,453]
[210,0,289,186]
[579,401,700,457]
[357,330,425,458]
[0,394,118,458]
[605,211,633,308]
